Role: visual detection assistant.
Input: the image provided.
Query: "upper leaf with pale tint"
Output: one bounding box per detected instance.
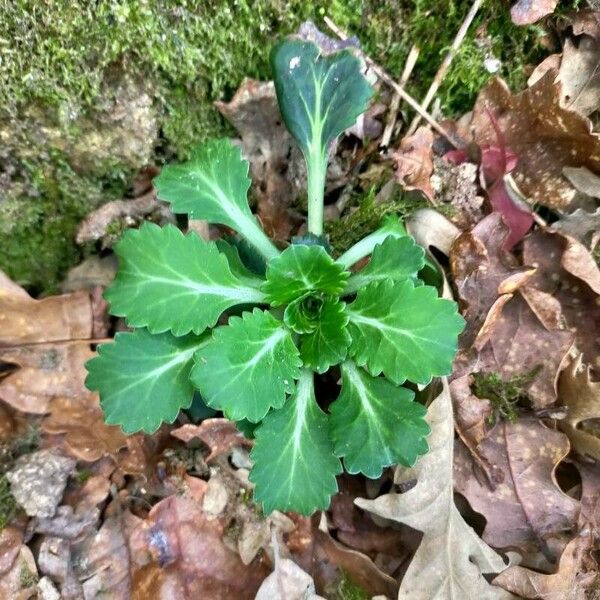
[105,223,266,336]
[85,329,207,434]
[329,361,429,477]
[262,244,349,306]
[347,279,465,385]
[191,309,302,422]
[271,39,373,163]
[250,370,342,515]
[356,382,515,600]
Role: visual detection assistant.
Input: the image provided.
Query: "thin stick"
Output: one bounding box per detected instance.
[406,0,485,136]
[323,17,461,148]
[381,44,420,148]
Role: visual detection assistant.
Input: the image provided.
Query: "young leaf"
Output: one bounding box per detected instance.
[85,329,207,434]
[105,223,266,336]
[300,298,351,373]
[283,294,323,334]
[343,235,425,295]
[346,279,465,385]
[191,309,302,422]
[154,139,279,260]
[272,39,373,235]
[329,361,430,477]
[250,369,342,515]
[263,244,349,306]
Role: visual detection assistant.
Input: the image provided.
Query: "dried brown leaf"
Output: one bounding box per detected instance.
[492,531,597,599]
[559,355,600,461]
[356,383,514,599]
[458,72,600,211]
[454,418,579,557]
[171,419,251,463]
[392,127,435,200]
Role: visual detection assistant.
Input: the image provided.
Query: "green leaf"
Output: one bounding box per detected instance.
[329,361,430,477]
[343,235,425,295]
[283,294,323,334]
[191,309,302,422]
[300,298,351,373]
[85,329,207,434]
[250,370,341,515]
[105,223,266,336]
[263,244,349,306]
[272,39,373,235]
[347,279,465,385]
[154,139,279,260]
[215,239,264,287]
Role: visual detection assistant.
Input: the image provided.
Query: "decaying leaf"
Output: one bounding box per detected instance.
[510,0,558,25]
[559,355,600,461]
[392,126,435,201]
[523,229,600,374]
[456,71,600,211]
[454,418,579,558]
[129,494,269,599]
[0,527,38,599]
[551,207,600,249]
[6,449,76,518]
[356,382,514,599]
[493,531,597,599]
[171,419,251,463]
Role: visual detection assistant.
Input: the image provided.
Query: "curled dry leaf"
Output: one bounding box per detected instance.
[510,0,558,25]
[392,126,435,201]
[551,207,600,249]
[356,382,515,600]
[558,355,600,461]
[454,418,579,558]
[129,495,269,599]
[492,530,597,599]
[171,418,252,463]
[456,71,600,211]
[255,558,323,600]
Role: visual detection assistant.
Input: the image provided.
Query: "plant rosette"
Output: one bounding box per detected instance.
[86,35,465,515]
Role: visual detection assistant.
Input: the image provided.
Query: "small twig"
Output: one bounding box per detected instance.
[381,44,420,148]
[406,0,485,136]
[323,17,461,149]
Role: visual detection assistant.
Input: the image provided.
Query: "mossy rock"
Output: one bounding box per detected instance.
[0,0,547,292]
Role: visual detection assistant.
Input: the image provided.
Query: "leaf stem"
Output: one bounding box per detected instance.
[243,216,281,261]
[337,219,407,268]
[307,154,326,236]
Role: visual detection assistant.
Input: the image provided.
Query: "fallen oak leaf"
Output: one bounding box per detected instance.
[558,355,600,461]
[356,382,515,599]
[492,530,597,599]
[456,71,600,211]
[454,418,579,559]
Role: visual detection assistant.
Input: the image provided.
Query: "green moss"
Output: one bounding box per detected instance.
[327,571,369,600]
[325,186,429,256]
[472,367,542,425]
[0,476,17,530]
[0,0,553,292]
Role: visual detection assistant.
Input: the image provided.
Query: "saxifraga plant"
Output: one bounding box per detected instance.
[85,36,465,515]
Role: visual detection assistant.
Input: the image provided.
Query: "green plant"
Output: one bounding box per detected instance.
[86,36,465,515]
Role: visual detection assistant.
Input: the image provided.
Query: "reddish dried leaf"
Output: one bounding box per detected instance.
[171,419,251,463]
[454,418,579,557]
[457,72,600,211]
[493,531,597,599]
[393,127,435,200]
[129,495,269,599]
